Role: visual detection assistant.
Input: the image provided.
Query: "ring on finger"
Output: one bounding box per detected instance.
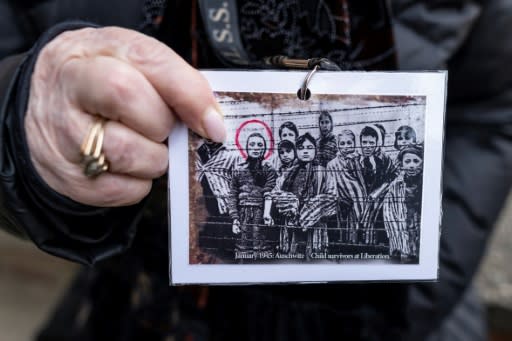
[80,117,109,178]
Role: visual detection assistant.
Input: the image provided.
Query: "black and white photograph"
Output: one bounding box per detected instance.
[191,92,425,265]
[169,71,445,284]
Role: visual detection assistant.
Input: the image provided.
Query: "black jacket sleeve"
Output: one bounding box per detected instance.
[0,16,147,265]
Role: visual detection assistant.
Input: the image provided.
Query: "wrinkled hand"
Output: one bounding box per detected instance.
[26,27,226,207]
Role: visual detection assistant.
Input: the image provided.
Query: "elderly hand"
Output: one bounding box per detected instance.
[25,27,226,207]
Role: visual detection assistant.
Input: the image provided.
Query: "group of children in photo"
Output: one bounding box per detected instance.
[196,111,423,263]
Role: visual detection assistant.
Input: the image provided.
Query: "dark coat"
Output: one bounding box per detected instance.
[315,133,337,167]
[228,161,277,220]
[1,0,512,340]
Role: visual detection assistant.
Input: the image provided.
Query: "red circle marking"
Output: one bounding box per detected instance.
[235,119,275,160]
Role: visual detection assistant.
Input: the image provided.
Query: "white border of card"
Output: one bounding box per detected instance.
[169,70,446,285]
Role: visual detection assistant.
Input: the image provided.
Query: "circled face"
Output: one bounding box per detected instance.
[338,134,355,156]
[297,139,316,162]
[402,153,423,176]
[280,127,297,142]
[247,136,265,159]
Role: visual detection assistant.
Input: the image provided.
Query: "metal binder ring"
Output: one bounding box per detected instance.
[298,64,319,100]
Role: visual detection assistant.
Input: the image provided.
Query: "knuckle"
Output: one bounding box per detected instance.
[62,27,97,41]
[41,32,72,58]
[107,131,137,172]
[171,76,214,113]
[42,28,96,65]
[126,34,171,67]
[194,73,214,97]
[57,58,81,90]
[105,124,168,178]
[98,26,135,42]
[103,66,137,106]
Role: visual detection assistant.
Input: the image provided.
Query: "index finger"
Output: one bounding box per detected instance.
[53,27,227,142]
[105,27,227,142]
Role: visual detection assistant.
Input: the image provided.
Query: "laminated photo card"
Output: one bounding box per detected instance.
[169,70,446,285]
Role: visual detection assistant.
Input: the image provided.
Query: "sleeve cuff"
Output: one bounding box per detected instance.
[0,21,148,265]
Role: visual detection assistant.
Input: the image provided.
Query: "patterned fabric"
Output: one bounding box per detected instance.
[326,153,358,204]
[281,162,336,228]
[139,0,167,31]
[337,151,398,244]
[196,143,240,258]
[228,161,277,219]
[280,162,335,256]
[237,0,396,69]
[316,133,337,167]
[237,205,266,251]
[383,174,422,257]
[263,189,299,253]
[196,143,241,215]
[265,161,299,252]
[239,0,351,65]
[326,153,358,241]
[273,160,296,191]
[228,160,277,252]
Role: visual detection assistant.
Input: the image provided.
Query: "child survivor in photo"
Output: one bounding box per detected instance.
[189,93,425,265]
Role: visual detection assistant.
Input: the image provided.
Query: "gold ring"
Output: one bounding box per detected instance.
[80,118,109,178]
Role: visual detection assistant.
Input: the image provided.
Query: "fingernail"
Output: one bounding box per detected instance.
[202,107,226,143]
[214,101,225,116]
